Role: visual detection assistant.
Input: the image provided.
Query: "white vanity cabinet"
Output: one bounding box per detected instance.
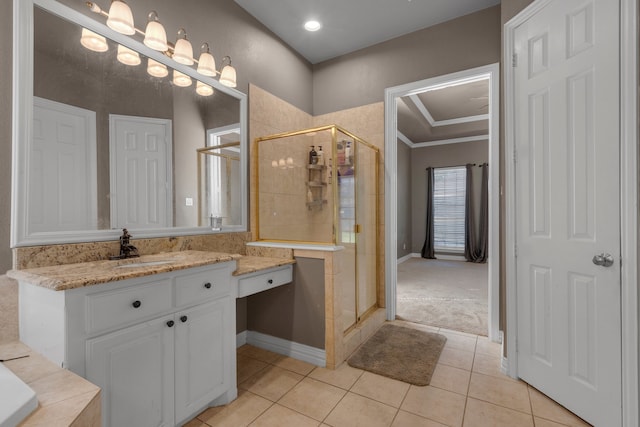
[18,260,237,427]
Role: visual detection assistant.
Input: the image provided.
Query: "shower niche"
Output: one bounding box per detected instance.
[255,125,380,333]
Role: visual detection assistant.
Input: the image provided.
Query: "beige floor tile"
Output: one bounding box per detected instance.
[391,410,448,427]
[273,355,317,376]
[401,385,466,427]
[429,364,471,395]
[534,418,573,427]
[197,390,272,426]
[438,347,475,371]
[324,392,398,427]
[475,337,502,357]
[250,404,320,427]
[182,419,206,427]
[308,363,364,390]
[237,354,269,383]
[471,352,516,381]
[528,386,591,427]
[279,377,346,421]
[463,397,534,427]
[237,345,282,364]
[28,369,100,407]
[393,320,440,334]
[350,371,410,408]
[3,352,61,384]
[439,330,478,353]
[19,390,98,427]
[239,365,303,401]
[468,373,531,414]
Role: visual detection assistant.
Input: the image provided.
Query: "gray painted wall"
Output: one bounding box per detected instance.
[312,6,500,115]
[397,141,412,259]
[246,257,325,349]
[409,141,488,254]
[0,1,12,273]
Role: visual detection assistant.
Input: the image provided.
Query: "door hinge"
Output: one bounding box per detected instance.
[512,53,518,67]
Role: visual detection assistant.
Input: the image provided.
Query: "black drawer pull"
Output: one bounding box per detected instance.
[268,279,273,284]
[166,320,174,327]
[180,315,188,323]
[132,300,141,308]
[204,282,212,289]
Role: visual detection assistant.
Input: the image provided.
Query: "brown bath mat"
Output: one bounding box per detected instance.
[347,323,447,386]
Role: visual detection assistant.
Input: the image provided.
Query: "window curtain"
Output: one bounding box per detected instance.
[465,163,489,263]
[421,167,436,259]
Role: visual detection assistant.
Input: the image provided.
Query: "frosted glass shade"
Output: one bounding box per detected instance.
[197,52,216,77]
[144,20,168,51]
[117,44,141,66]
[196,81,214,96]
[80,28,108,52]
[106,1,135,35]
[147,58,168,78]
[219,65,237,87]
[173,38,194,65]
[173,70,192,87]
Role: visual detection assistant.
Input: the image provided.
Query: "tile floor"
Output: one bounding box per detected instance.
[184,321,591,427]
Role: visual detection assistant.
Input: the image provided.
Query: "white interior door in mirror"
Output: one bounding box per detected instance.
[109,115,173,229]
[30,97,97,233]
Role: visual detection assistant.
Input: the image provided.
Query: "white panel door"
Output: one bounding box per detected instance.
[110,115,172,229]
[86,316,175,427]
[30,97,97,232]
[513,0,621,425]
[174,299,230,424]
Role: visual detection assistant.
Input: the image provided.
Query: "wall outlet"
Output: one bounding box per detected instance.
[185,197,193,206]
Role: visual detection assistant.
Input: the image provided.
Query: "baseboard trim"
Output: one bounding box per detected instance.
[236,330,247,348]
[242,331,326,367]
[397,253,416,264]
[501,356,510,376]
[435,254,466,261]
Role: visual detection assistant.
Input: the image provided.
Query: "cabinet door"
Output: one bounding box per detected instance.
[174,298,231,424]
[86,316,175,427]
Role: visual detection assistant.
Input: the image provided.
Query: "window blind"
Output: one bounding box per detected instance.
[433,166,466,252]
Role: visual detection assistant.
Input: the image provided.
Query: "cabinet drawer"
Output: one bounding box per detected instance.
[237,265,293,298]
[175,266,230,308]
[85,279,173,335]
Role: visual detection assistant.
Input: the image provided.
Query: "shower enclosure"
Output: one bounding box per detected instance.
[255,125,379,332]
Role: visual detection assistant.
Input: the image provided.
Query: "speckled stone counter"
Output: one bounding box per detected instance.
[7,251,295,292]
[0,342,101,426]
[7,251,240,291]
[234,256,295,276]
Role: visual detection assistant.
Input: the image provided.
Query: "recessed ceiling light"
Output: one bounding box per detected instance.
[304,20,322,32]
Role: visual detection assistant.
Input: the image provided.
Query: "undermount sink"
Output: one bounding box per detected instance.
[114,260,174,268]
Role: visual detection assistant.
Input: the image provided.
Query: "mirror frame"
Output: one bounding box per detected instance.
[12,0,248,247]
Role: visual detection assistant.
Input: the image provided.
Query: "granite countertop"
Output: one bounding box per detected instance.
[0,341,101,425]
[7,251,240,291]
[7,251,296,291]
[234,256,295,276]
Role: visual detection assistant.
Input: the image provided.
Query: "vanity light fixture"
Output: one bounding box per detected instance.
[143,11,168,51]
[196,81,214,96]
[106,0,135,35]
[219,56,237,88]
[84,1,240,91]
[197,43,217,77]
[116,44,141,65]
[147,58,168,77]
[173,69,192,87]
[173,29,194,65]
[80,28,109,52]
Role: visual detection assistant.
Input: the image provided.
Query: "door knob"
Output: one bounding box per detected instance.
[592,253,614,267]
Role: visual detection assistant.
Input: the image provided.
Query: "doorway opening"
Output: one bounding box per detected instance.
[384,63,500,341]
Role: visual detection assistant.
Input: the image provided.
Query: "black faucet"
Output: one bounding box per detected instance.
[110,228,140,260]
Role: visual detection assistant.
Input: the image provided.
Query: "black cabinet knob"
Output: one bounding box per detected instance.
[166,320,174,327]
[204,282,212,289]
[132,300,141,308]
[268,279,273,284]
[180,315,188,323]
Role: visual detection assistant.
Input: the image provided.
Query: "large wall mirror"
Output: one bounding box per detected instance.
[12,0,248,247]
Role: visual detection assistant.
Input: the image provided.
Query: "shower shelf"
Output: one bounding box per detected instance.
[306,200,328,208]
[307,181,327,187]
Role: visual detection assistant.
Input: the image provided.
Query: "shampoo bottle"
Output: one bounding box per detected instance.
[317,146,325,165]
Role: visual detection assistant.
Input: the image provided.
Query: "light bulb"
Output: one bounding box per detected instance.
[106,0,135,35]
[197,44,216,77]
[173,30,194,65]
[196,81,214,96]
[219,64,237,88]
[80,28,108,52]
[147,58,168,78]
[271,160,278,168]
[117,44,141,66]
[144,12,168,51]
[173,69,192,87]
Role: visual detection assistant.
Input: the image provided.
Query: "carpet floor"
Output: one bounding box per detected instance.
[396,258,488,336]
[347,323,447,386]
